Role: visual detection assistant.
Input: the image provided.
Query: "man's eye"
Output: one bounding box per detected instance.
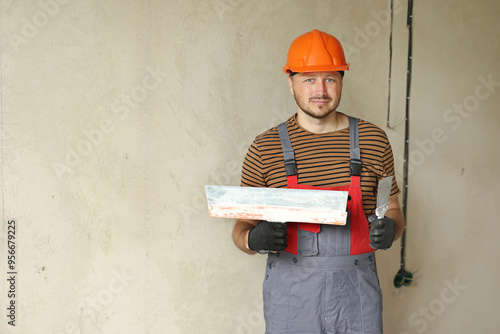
[326,78,335,83]
[306,78,314,83]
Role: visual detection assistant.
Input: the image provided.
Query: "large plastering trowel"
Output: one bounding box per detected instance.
[205,185,349,225]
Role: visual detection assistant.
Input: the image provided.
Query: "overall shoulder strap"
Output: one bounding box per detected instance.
[277,122,298,187]
[277,122,297,177]
[277,122,319,241]
[348,117,361,176]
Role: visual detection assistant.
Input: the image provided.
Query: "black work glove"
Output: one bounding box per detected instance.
[248,221,287,252]
[368,214,395,250]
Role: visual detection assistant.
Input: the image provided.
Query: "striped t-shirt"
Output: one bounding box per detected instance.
[241,113,400,216]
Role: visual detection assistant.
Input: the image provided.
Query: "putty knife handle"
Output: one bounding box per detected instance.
[376,204,389,219]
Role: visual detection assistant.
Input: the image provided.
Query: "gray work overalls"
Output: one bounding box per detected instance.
[263,117,382,334]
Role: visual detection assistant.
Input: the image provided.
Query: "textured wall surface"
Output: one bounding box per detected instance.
[1,0,499,333]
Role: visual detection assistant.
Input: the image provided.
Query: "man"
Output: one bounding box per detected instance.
[233,29,405,334]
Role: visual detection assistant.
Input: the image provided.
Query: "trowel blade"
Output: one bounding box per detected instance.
[205,185,349,225]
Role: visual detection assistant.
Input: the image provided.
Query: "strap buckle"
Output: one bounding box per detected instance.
[284,161,297,176]
[350,159,362,176]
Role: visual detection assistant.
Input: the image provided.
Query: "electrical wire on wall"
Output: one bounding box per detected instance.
[387,0,416,288]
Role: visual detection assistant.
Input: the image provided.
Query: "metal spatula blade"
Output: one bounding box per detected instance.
[375,176,393,219]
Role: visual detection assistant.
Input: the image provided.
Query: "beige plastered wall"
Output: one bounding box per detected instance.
[1,0,499,333]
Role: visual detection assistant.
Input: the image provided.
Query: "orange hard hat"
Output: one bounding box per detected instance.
[283,29,349,74]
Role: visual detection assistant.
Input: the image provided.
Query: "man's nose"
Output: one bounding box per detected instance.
[315,81,327,96]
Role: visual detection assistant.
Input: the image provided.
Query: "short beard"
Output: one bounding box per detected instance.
[294,95,337,120]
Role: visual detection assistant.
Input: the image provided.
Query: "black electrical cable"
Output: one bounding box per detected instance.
[400,0,413,276]
[386,0,394,128]
[388,0,415,287]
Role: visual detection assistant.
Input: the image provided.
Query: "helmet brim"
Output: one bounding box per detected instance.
[283,64,350,74]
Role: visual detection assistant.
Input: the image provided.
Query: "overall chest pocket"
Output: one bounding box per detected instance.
[297,228,318,256]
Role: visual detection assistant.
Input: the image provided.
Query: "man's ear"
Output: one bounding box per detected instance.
[287,75,294,96]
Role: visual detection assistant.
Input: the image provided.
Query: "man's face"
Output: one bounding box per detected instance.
[288,71,343,120]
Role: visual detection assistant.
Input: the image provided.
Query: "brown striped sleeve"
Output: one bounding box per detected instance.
[240,139,266,187]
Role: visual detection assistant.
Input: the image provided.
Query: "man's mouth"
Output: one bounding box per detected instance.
[310,99,331,105]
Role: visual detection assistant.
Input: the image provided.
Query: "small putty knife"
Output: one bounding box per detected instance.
[375,176,393,219]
